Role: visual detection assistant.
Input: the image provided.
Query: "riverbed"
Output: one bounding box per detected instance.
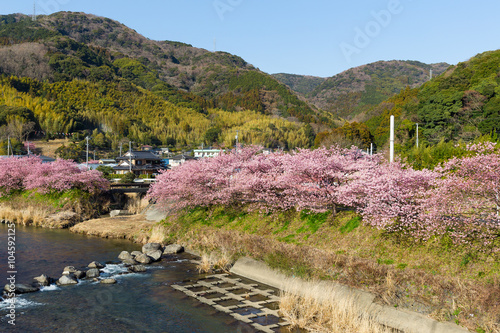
[0,223,258,332]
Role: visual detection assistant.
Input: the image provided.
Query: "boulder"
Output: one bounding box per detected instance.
[62,266,78,275]
[100,278,117,284]
[74,270,86,279]
[86,268,100,279]
[88,261,105,269]
[148,250,163,262]
[128,265,147,273]
[33,274,51,287]
[4,283,39,294]
[118,251,133,260]
[142,243,163,255]
[57,275,78,286]
[163,244,184,254]
[121,258,139,266]
[134,253,152,264]
[131,251,143,258]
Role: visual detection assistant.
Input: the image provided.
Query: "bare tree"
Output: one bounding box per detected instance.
[5,118,36,142]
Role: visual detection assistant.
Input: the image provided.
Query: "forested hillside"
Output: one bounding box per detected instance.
[0,12,328,126]
[0,76,314,158]
[358,50,500,167]
[307,60,449,120]
[0,12,324,158]
[271,73,326,95]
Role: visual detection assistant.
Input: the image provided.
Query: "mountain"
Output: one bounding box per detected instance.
[305,60,449,120]
[0,12,321,157]
[271,73,326,95]
[0,12,327,125]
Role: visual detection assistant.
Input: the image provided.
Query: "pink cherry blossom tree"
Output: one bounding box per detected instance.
[0,156,109,196]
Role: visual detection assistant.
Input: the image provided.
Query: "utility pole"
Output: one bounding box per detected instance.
[370,143,373,156]
[119,142,123,156]
[7,136,11,156]
[416,123,419,148]
[390,115,394,163]
[235,130,239,153]
[129,141,132,173]
[93,150,96,161]
[85,136,90,168]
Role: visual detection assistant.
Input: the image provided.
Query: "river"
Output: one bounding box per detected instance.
[0,223,258,332]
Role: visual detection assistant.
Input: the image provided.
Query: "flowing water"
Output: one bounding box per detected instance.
[0,223,257,332]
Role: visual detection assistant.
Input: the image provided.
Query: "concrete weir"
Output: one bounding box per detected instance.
[171,273,288,332]
[230,257,470,333]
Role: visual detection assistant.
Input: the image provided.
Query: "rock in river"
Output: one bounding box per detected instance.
[118,251,133,260]
[100,278,117,284]
[131,251,143,258]
[33,274,52,287]
[148,250,163,262]
[74,270,86,279]
[128,265,147,273]
[135,253,152,264]
[62,266,78,275]
[142,243,163,255]
[121,258,139,266]
[88,261,105,269]
[163,244,184,254]
[57,275,78,286]
[4,283,39,294]
[86,268,100,279]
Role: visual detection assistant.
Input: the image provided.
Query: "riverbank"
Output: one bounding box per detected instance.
[60,205,497,332]
[0,190,109,228]
[4,196,497,332]
[148,206,498,333]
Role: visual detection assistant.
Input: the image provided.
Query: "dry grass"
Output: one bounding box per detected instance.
[32,139,69,158]
[148,225,169,243]
[196,250,233,274]
[125,195,150,215]
[70,214,152,241]
[0,204,52,226]
[279,280,393,333]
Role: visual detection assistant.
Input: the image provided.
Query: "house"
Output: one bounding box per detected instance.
[193,149,224,158]
[151,147,171,157]
[113,151,166,176]
[168,154,197,168]
[99,158,116,165]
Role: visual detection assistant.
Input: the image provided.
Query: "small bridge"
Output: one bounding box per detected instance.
[109,183,152,194]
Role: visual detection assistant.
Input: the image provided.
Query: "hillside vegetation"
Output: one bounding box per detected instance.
[0,12,327,125]
[359,50,500,167]
[307,60,449,120]
[271,73,326,95]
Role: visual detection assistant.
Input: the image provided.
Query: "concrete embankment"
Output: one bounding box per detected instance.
[230,257,470,333]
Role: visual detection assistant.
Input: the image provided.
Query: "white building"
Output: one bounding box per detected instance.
[193,149,223,158]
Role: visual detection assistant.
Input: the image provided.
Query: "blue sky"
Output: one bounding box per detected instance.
[1,0,499,77]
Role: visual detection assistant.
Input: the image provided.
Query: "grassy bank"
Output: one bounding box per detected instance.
[150,206,499,332]
[0,189,110,228]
